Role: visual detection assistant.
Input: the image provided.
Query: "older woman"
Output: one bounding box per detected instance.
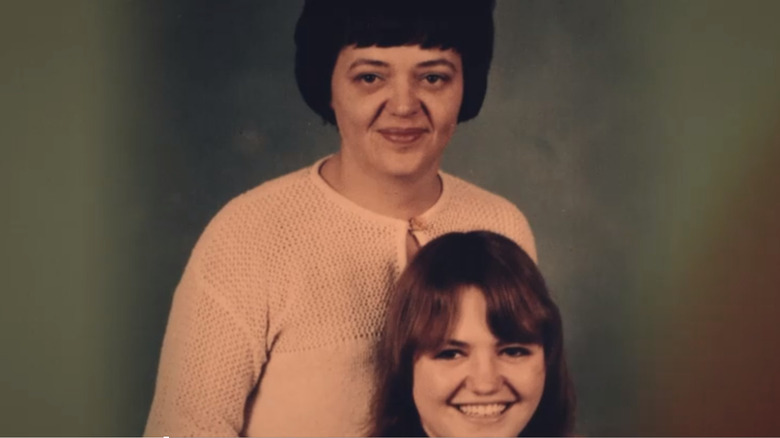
[145,1,536,436]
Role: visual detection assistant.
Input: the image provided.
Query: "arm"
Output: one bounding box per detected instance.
[145,207,267,437]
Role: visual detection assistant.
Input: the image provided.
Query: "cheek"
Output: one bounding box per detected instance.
[443,81,464,120]
[331,80,360,119]
[508,359,547,399]
[449,89,465,119]
[332,92,381,131]
[412,359,433,402]
[427,89,463,131]
[413,359,455,403]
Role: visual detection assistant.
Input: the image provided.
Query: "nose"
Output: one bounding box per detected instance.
[465,354,503,395]
[387,79,421,117]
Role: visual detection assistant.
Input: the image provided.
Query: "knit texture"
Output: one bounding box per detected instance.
[144,157,536,437]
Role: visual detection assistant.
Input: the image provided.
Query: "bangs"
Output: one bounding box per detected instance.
[343,13,462,52]
[406,286,461,354]
[332,1,487,53]
[408,283,552,356]
[387,230,557,365]
[484,283,550,346]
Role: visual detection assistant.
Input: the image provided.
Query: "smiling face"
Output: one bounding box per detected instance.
[412,287,546,437]
[329,44,463,181]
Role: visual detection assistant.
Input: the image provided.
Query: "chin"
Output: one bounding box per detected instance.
[423,416,527,438]
[428,425,522,438]
[378,154,438,181]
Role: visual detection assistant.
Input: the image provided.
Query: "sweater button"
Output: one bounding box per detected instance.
[409,217,425,231]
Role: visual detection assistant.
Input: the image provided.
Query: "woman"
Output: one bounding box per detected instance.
[145,1,536,436]
[369,231,575,437]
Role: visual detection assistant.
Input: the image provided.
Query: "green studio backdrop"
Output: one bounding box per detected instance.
[2,0,779,435]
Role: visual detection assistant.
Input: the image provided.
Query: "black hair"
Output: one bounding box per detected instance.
[294,0,495,125]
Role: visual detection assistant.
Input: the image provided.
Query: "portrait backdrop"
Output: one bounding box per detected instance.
[2,0,780,435]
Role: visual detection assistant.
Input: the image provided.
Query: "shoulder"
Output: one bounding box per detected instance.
[209,165,314,229]
[439,172,537,262]
[191,165,315,261]
[440,172,531,228]
[231,166,312,213]
[443,173,522,210]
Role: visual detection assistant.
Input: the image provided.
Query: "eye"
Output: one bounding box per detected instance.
[357,73,379,84]
[500,345,533,358]
[423,74,448,84]
[433,348,464,360]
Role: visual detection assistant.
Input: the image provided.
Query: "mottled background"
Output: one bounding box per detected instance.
[2,0,780,435]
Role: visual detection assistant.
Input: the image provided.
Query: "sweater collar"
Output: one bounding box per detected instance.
[308,155,451,229]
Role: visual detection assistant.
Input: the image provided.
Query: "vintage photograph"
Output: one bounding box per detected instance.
[2,0,780,436]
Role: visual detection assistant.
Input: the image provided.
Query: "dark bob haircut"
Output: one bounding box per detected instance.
[367,231,576,437]
[294,0,495,125]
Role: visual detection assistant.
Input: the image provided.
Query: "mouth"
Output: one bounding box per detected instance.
[454,402,513,419]
[376,127,428,144]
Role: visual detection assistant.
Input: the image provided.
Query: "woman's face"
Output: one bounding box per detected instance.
[412,287,546,437]
[330,44,463,181]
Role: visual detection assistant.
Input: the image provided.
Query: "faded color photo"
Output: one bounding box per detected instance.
[2,0,780,436]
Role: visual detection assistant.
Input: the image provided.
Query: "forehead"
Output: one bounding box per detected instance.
[335,44,462,69]
[446,285,544,346]
[449,287,492,338]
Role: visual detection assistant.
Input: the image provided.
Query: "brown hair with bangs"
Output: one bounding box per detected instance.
[367,231,575,437]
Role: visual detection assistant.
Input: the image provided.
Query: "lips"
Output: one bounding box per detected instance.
[376,127,428,144]
[455,402,512,418]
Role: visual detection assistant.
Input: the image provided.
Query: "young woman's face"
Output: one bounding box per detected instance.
[330,44,463,181]
[412,287,546,437]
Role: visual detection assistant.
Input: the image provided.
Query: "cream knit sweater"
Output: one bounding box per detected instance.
[144,157,536,437]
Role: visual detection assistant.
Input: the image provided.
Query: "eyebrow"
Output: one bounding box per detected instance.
[496,340,536,347]
[443,339,538,349]
[417,58,458,71]
[347,59,389,71]
[443,339,469,348]
[347,58,458,72]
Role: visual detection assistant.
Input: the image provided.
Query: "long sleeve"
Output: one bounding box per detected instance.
[145,201,267,437]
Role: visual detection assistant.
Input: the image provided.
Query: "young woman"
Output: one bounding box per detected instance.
[369,231,575,437]
[145,2,537,436]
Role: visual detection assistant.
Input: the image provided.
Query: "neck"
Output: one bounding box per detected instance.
[319,153,442,220]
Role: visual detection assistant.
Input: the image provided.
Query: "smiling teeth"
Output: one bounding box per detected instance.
[457,403,507,417]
